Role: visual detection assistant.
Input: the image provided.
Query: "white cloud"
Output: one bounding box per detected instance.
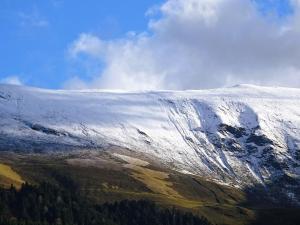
[68,33,105,58]
[1,76,23,86]
[19,8,49,28]
[64,76,88,90]
[67,0,300,90]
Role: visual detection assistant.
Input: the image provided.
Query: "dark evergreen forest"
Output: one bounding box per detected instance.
[0,182,212,225]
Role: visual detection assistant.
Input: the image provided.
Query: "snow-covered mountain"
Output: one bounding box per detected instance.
[1,84,300,193]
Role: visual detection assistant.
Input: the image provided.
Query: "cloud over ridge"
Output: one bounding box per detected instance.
[0,76,23,86]
[67,0,300,90]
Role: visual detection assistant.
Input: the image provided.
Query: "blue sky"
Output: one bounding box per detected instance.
[0,0,297,89]
[0,0,162,88]
[254,0,294,17]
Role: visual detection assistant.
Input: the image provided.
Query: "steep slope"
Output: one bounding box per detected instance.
[0,84,300,201]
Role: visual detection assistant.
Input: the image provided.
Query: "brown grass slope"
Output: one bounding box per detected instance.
[0,151,299,225]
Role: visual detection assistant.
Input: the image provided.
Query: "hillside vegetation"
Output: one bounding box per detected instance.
[0,163,24,189]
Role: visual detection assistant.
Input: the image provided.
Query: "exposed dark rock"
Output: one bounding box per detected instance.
[224,139,242,152]
[144,140,151,145]
[0,92,10,100]
[294,148,300,161]
[212,139,223,148]
[247,134,273,146]
[265,155,282,170]
[218,124,246,138]
[246,144,258,153]
[276,174,299,186]
[26,122,66,136]
[262,146,274,153]
[137,129,149,137]
[252,125,261,131]
[186,136,195,143]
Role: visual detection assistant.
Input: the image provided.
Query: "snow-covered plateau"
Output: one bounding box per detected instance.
[1,84,300,194]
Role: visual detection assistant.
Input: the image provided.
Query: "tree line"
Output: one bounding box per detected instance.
[0,182,212,225]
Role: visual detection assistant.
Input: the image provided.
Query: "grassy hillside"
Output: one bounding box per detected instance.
[0,163,24,189]
[0,151,299,225]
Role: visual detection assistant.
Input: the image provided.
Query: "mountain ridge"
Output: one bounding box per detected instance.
[0,83,300,203]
